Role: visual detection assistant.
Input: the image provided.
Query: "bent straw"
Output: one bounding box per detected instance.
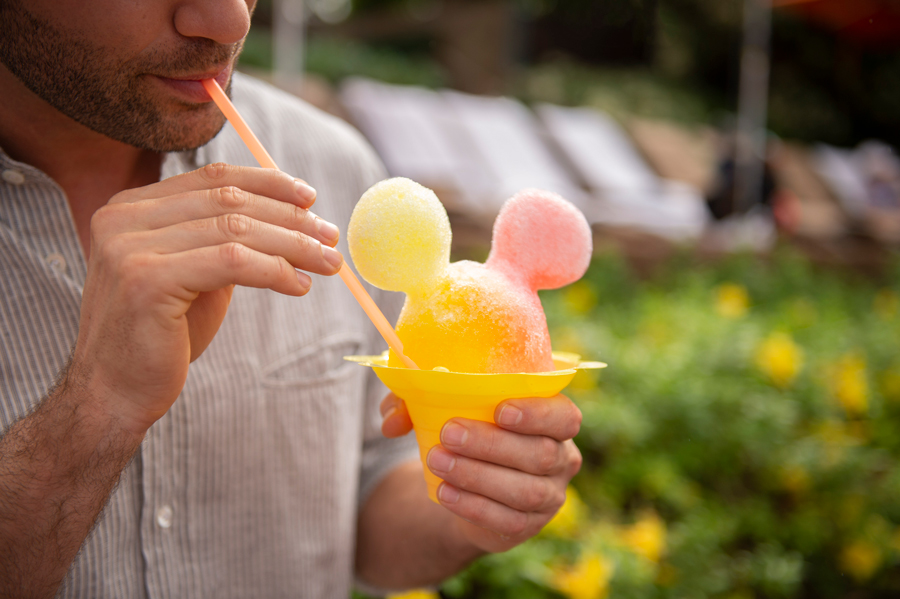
[202,78,419,370]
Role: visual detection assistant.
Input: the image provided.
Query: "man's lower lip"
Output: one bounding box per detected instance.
[154,69,230,103]
[155,77,214,103]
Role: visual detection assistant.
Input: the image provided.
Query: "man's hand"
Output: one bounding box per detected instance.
[380,393,582,553]
[75,162,343,434]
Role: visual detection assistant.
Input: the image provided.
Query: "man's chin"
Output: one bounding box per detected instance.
[133,108,228,153]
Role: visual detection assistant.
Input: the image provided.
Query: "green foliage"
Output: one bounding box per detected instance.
[239,28,446,88]
[239,27,275,70]
[436,248,900,598]
[517,60,722,125]
[304,37,446,87]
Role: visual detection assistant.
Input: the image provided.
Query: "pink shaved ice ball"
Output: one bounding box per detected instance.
[486,189,592,291]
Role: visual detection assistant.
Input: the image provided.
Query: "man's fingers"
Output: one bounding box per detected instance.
[380,394,413,438]
[437,419,572,476]
[434,482,548,542]
[163,244,312,297]
[493,394,582,441]
[126,216,343,275]
[117,162,317,209]
[102,186,339,246]
[427,447,566,513]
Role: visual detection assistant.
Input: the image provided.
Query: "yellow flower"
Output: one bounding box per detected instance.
[551,552,614,599]
[880,367,900,403]
[619,511,667,563]
[890,527,900,554]
[563,281,598,316]
[638,318,672,348]
[755,332,803,388]
[873,289,899,320]
[779,464,811,497]
[715,283,750,318]
[387,591,440,599]
[544,485,589,538]
[831,354,869,417]
[815,421,864,466]
[817,421,866,447]
[840,540,882,582]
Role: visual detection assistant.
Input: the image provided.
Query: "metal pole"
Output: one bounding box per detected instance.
[273,0,306,89]
[734,0,772,214]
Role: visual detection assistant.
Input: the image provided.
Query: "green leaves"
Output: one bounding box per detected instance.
[440,248,900,598]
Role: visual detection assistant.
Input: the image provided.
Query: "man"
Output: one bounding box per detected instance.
[0,1,583,597]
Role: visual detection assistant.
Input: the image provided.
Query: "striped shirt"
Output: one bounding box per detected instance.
[0,72,418,598]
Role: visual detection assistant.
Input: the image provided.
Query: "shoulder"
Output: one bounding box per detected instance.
[228,72,384,188]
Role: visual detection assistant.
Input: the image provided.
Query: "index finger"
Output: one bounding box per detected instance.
[493,394,582,442]
[117,162,317,208]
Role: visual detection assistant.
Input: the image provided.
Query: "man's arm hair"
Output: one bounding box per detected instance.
[0,360,144,599]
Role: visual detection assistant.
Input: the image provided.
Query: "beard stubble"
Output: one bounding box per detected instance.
[0,3,245,152]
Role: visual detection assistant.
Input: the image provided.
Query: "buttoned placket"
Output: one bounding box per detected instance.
[138,149,206,599]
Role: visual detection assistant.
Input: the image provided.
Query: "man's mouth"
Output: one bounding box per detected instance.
[151,65,232,104]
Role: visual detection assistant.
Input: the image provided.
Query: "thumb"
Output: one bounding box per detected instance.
[380,393,413,438]
[187,286,234,362]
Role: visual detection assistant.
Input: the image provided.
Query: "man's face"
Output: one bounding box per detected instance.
[0,0,255,152]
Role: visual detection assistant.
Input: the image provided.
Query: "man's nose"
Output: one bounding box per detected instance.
[173,0,253,45]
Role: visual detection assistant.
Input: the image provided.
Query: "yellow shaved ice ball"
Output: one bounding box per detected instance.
[347,178,451,293]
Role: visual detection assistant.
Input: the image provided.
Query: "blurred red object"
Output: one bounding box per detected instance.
[774,0,900,48]
[772,189,803,234]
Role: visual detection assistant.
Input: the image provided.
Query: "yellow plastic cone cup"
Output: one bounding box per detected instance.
[346,352,605,502]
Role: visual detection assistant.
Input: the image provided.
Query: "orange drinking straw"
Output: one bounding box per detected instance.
[202,78,419,370]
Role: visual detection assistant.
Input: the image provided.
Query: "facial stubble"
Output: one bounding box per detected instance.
[0,3,244,152]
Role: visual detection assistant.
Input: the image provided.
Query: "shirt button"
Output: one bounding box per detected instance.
[45,253,67,274]
[1,169,25,185]
[156,505,173,529]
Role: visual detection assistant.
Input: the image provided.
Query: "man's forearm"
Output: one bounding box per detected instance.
[355,461,485,591]
[0,362,144,599]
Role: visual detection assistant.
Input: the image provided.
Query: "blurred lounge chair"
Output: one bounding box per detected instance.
[626,118,717,195]
[341,77,713,240]
[768,142,848,240]
[437,90,588,222]
[339,77,474,213]
[339,77,586,223]
[536,104,709,241]
[812,141,900,244]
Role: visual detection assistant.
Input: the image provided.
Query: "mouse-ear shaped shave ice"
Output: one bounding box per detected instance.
[345,178,602,500]
[348,177,451,294]
[486,189,592,291]
[348,179,594,374]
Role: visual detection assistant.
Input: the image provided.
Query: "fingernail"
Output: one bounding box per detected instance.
[296,270,311,290]
[322,245,344,269]
[439,483,460,504]
[316,217,340,244]
[294,179,316,203]
[441,421,468,447]
[498,405,523,426]
[382,406,397,421]
[427,447,456,473]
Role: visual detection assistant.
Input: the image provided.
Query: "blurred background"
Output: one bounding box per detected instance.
[239,1,900,597]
